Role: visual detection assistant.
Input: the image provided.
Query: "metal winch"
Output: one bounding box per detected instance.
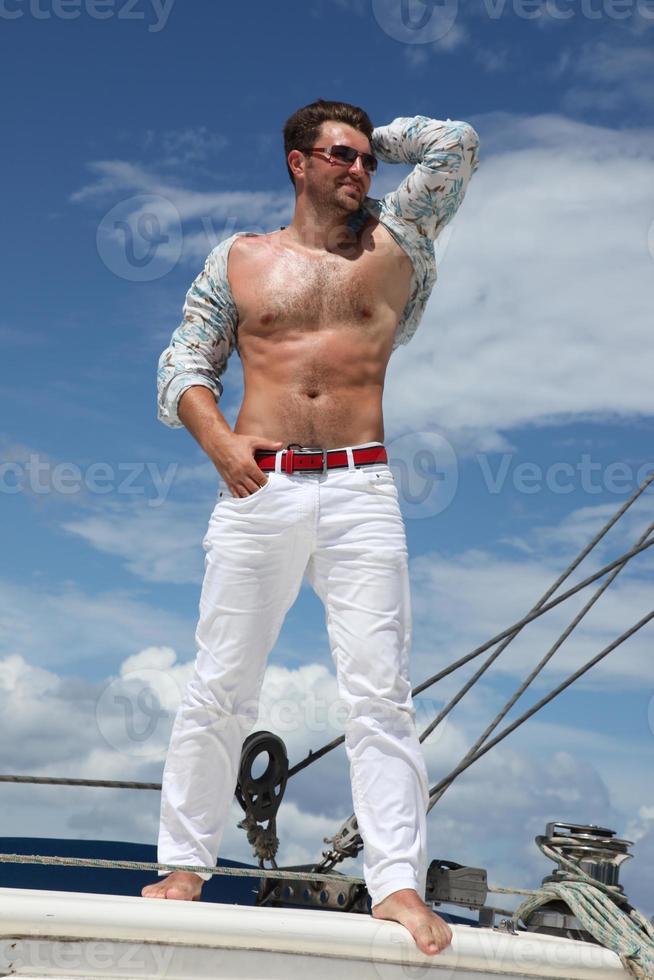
[524,821,634,939]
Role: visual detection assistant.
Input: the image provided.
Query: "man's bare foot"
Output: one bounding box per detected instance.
[371,888,453,956]
[141,871,204,901]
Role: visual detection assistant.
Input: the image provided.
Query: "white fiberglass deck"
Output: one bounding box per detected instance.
[0,886,629,979]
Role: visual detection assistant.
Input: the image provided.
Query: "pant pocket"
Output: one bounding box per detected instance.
[218,472,273,502]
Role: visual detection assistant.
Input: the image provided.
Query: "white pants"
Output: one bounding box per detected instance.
[157,442,430,906]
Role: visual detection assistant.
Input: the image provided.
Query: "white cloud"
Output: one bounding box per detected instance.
[382,111,654,448]
[70,161,293,264]
[472,43,511,71]
[60,498,210,585]
[558,39,654,114]
[410,498,654,691]
[142,126,229,169]
[0,579,194,674]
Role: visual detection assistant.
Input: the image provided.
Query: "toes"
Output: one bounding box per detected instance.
[142,888,164,899]
[414,922,452,956]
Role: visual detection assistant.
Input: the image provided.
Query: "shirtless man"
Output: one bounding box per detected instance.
[143,99,479,958]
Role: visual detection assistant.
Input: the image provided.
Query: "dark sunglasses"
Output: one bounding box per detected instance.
[302,144,377,175]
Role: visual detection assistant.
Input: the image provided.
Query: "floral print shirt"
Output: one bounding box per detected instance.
[157,115,480,427]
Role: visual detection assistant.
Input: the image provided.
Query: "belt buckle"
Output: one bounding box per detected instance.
[321,449,328,474]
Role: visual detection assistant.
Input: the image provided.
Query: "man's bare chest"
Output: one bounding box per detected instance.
[228,226,413,339]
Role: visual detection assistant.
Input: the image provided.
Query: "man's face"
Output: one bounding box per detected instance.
[296,121,373,210]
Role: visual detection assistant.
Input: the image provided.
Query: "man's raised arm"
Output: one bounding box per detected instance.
[371,115,480,241]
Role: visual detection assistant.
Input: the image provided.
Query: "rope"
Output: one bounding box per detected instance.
[512,840,654,979]
[0,852,364,886]
[0,850,544,901]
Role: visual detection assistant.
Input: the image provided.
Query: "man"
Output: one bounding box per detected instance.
[143,99,479,957]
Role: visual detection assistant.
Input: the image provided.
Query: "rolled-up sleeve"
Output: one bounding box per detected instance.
[156,237,240,428]
[372,115,480,242]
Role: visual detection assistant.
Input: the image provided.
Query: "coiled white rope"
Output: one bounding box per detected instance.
[512,840,654,978]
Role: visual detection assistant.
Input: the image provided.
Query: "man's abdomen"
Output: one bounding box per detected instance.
[235,381,385,450]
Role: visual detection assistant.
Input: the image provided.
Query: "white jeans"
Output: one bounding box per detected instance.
[157,442,430,906]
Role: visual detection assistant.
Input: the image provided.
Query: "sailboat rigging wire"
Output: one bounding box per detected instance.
[417,489,654,744]
[0,775,161,789]
[427,520,654,807]
[295,476,654,870]
[426,608,654,810]
[0,470,654,809]
[3,539,653,794]
[415,463,654,702]
[314,609,653,868]
[412,536,654,699]
[286,534,654,780]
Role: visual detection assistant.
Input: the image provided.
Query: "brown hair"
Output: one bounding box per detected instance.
[283,98,374,187]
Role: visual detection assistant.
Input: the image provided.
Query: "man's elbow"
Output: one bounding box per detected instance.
[459,122,480,173]
[426,118,480,172]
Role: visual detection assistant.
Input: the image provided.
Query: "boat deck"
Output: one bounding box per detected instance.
[0,885,630,979]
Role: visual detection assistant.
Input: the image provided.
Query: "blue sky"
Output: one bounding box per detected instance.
[1,0,654,917]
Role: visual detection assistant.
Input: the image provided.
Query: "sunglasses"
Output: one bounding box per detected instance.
[302,144,377,175]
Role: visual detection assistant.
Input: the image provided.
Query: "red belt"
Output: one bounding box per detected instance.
[254,444,388,475]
